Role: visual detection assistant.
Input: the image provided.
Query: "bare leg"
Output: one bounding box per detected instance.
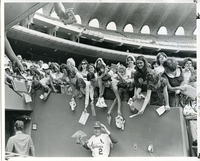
[107,98,117,115]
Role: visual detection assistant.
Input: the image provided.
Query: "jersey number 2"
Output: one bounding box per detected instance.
[99,148,103,155]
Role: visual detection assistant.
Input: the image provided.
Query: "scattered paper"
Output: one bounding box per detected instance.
[78,111,89,125]
[71,130,87,138]
[156,106,166,116]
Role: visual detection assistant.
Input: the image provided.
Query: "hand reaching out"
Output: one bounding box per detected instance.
[179,85,187,92]
[76,135,82,144]
[54,3,69,20]
[137,109,144,115]
[165,105,170,112]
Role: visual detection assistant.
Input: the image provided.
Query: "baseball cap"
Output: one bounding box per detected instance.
[93,121,101,128]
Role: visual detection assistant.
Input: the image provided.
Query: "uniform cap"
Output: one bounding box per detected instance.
[93,121,101,128]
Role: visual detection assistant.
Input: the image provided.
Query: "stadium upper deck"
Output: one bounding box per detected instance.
[5,2,196,65]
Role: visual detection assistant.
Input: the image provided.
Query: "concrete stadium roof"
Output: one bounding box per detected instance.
[5,2,197,65]
[5,3,196,35]
[62,3,196,35]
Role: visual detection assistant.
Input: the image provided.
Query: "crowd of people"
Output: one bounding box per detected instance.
[4,52,197,118]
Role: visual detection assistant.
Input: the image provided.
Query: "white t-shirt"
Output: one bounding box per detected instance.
[87,134,112,157]
[39,76,50,86]
[154,65,165,75]
[126,67,135,79]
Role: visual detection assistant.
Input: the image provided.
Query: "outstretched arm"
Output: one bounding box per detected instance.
[137,89,151,115]
[163,85,170,111]
[5,36,24,71]
[53,3,69,20]
[163,75,186,92]
[84,82,90,111]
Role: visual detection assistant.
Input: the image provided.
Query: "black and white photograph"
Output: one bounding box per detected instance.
[2,0,199,160]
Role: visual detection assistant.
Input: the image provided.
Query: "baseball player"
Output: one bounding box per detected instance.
[76,121,118,157]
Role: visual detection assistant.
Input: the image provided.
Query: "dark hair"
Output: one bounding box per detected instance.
[22,63,28,69]
[60,63,68,72]
[183,57,193,67]
[87,72,95,81]
[51,63,60,71]
[88,63,96,73]
[76,78,86,90]
[146,70,160,85]
[102,74,112,82]
[48,63,53,70]
[163,58,178,72]
[156,52,168,65]
[151,60,157,69]
[135,56,149,72]
[30,66,40,75]
[96,64,105,76]
[78,59,89,72]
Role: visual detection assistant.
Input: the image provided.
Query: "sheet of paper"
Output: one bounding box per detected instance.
[131,92,147,111]
[129,114,139,118]
[78,111,89,125]
[61,9,77,25]
[24,93,32,103]
[156,106,166,116]
[182,84,196,100]
[12,79,28,93]
[71,130,87,138]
